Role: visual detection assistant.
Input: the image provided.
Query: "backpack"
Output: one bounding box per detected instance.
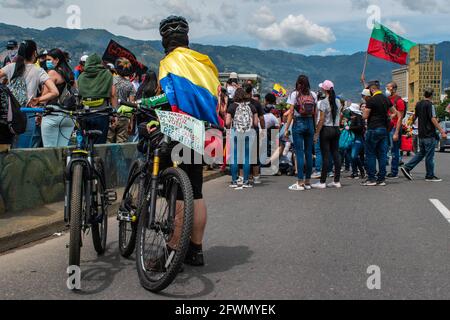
[295,92,316,117]
[233,102,253,133]
[58,83,78,111]
[0,84,27,135]
[8,76,28,107]
[339,126,355,151]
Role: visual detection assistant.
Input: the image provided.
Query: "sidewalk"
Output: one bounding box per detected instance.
[0,169,223,254]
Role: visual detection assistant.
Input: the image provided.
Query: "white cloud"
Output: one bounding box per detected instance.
[252,6,276,27]
[320,48,341,56]
[385,20,406,35]
[249,14,336,49]
[117,16,162,31]
[0,0,65,18]
[165,0,202,23]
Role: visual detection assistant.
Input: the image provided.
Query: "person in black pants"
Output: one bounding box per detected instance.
[312,80,343,189]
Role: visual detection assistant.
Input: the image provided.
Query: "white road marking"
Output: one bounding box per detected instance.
[430,199,450,224]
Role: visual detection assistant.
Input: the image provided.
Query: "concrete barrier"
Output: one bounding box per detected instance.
[0,143,139,215]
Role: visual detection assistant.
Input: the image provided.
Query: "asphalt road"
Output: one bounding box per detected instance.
[1,153,449,300]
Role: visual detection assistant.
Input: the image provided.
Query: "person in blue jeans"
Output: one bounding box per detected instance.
[284,75,317,191]
[362,81,402,186]
[348,104,365,179]
[226,88,259,188]
[401,89,447,182]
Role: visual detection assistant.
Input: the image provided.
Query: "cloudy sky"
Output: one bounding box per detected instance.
[0,0,449,55]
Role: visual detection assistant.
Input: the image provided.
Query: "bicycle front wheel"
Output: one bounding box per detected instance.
[91,158,108,255]
[69,163,84,267]
[119,159,146,258]
[136,167,194,293]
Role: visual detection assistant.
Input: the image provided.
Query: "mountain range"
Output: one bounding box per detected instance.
[0,22,448,101]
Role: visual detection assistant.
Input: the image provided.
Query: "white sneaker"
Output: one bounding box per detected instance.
[327,182,342,188]
[311,182,327,189]
[237,176,244,184]
[253,176,262,185]
[311,172,321,179]
[289,184,305,191]
[304,184,312,190]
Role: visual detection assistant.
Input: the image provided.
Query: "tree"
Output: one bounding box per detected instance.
[437,89,450,121]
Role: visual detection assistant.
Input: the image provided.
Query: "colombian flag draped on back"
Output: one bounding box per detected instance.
[159,47,221,125]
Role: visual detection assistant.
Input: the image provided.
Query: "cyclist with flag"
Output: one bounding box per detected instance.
[158,16,222,267]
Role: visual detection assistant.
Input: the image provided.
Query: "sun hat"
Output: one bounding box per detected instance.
[349,103,362,115]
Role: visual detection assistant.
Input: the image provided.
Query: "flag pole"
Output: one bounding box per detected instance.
[361,51,369,88]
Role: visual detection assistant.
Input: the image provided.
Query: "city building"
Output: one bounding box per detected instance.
[392,67,409,100]
[408,44,443,109]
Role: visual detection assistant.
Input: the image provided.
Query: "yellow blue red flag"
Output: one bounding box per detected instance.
[272,83,287,97]
[159,47,221,125]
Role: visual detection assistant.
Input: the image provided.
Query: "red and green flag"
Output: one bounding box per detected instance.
[367,22,416,65]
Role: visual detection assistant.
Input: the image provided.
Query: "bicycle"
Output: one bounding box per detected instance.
[117,98,197,292]
[21,106,117,275]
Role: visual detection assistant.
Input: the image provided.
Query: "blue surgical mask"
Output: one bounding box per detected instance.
[46,61,55,70]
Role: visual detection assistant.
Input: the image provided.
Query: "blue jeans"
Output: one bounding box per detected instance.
[84,115,110,145]
[351,138,365,175]
[404,138,437,179]
[390,129,401,176]
[340,147,352,171]
[230,130,255,184]
[365,128,389,182]
[315,139,322,172]
[292,117,314,181]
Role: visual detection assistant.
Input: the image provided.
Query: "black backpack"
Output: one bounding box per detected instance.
[0,83,27,135]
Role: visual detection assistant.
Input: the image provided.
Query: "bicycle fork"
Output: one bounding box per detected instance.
[146,150,161,230]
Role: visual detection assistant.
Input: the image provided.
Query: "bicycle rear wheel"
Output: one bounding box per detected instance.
[136,167,194,293]
[119,159,146,258]
[69,163,84,267]
[92,158,108,255]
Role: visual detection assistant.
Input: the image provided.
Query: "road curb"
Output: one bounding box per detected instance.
[0,171,224,255]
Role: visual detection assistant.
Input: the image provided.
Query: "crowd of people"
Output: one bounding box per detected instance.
[0,39,155,150]
[223,74,448,191]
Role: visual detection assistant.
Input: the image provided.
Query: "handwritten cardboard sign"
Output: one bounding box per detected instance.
[156,110,205,155]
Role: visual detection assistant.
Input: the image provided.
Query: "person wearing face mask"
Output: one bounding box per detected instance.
[0,40,59,149]
[385,81,406,179]
[362,80,402,187]
[40,48,76,147]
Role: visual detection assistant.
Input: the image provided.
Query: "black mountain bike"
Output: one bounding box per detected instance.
[117,100,195,292]
[21,106,117,272]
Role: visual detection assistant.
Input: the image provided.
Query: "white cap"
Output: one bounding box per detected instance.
[361,89,371,97]
[229,72,238,79]
[349,103,362,115]
[80,55,89,62]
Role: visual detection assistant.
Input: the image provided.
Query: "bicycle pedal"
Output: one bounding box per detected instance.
[117,210,133,222]
[105,189,117,203]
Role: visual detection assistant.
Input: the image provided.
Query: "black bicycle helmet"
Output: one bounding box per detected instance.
[159,16,189,37]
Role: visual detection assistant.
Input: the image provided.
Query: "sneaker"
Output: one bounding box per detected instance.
[361,180,377,187]
[237,176,244,184]
[377,181,387,186]
[242,183,254,188]
[289,183,305,191]
[328,172,335,178]
[400,167,413,181]
[327,182,342,188]
[253,176,262,185]
[304,184,312,190]
[360,173,366,180]
[387,173,399,179]
[426,176,443,182]
[348,174,360,180]
[229,182,239,188]
[184,250,205,267]
[311,182,327,189]
[311,172,321,179]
